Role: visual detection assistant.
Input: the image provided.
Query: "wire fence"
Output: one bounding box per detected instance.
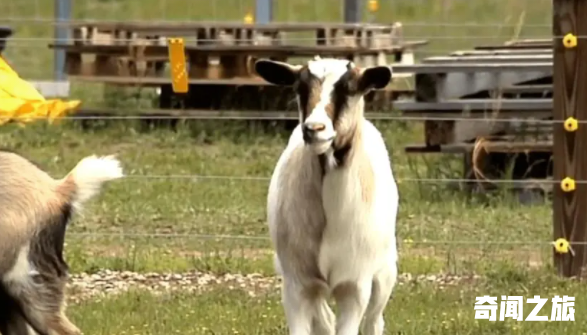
[62,232,573,246]
[0,0,568,273]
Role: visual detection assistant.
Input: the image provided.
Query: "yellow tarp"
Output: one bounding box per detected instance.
[0,56,81,126]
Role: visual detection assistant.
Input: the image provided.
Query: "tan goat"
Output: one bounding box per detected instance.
[0,150,123,335]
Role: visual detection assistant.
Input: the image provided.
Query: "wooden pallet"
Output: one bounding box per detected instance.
[393,40,554,147]
[394,38,556,186]
[55,21,427,81]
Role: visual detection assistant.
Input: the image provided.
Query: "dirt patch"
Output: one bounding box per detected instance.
[66,270,483,304]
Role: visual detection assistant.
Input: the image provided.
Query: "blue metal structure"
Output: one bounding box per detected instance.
[255,0,273,24]
[344,0,362,22]
[54,0,71,81]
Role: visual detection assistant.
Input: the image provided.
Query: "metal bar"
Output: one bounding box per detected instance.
[449,49,552,56]
[399,111,553,119]
[394,99,553,111]
[54,0,71,81]
[412,69,551,101]
[422,55,552,64]
[495,85,553,94]
[475,43,552,50]
[392,63,554,73]
[404,141,553,154]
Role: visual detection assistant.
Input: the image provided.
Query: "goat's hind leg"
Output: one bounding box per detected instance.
[361,264,398,335]
[0,284,37,335]
[5,279,80,335]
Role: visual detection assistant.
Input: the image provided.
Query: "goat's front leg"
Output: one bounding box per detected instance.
[282,279,314,335]
[332,279,372,335]
[361,264,397,335]
[311,298,335,335]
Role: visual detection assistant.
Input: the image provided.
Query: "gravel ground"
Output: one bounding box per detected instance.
[67,270,482,303]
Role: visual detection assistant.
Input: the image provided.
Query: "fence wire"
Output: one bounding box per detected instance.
[0,0,568,264]
[63,232,578,247]
[0,114,562,124]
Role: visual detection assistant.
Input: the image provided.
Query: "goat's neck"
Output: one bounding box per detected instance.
[319,117,364,174]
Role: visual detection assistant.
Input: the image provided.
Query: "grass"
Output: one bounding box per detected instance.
[0,118,577,334]
[0,0,577,334]
[71,278,586,335]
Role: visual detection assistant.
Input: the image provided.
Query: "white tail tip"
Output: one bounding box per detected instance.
[67,155,124,207]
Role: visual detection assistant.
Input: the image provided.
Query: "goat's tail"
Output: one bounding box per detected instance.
[58,155,124,208]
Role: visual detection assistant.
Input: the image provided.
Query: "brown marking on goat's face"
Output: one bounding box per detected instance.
[330,66,361,119]
[295,64,366,170]
[295,65,362,126]
[295,66,322,122]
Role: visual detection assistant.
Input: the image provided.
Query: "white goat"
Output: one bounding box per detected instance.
[255,57,399,335]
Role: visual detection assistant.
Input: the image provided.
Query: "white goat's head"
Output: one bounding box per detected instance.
[255,57,392,155]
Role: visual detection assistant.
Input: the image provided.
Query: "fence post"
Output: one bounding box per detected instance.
[344,0,361,23]
[54,0,71,81]
[255,0,272,24]
[553,0,587,277]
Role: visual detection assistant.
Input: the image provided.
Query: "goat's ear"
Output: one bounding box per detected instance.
[357,66,392,92]
[254,59,301,86]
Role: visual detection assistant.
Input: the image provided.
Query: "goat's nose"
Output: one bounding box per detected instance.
[303,122,326,133]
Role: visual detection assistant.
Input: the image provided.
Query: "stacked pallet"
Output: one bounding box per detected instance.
[48,21,426,115]
[52,21,425,81]
[392,39,555,194]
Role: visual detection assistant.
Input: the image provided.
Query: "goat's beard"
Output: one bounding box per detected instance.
[305,138,334,155]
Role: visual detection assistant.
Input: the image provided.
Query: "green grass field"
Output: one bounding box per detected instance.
[0,119,580,335]
[1,0,581,334]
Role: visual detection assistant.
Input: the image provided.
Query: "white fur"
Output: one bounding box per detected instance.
[64,155,124,210]
[267,58,399,335]
[2,244,34,288]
